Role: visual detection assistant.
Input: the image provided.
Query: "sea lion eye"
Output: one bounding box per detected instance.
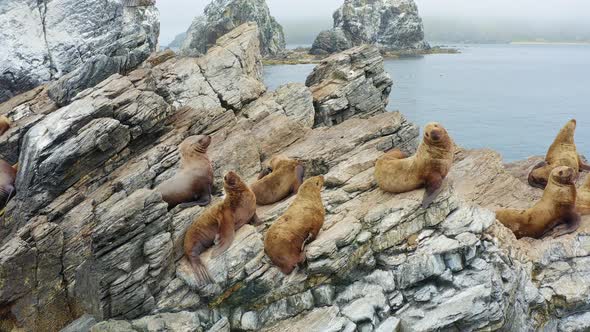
[559,171,563,176]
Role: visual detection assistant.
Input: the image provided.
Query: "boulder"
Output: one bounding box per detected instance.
[0,0,159,103]
[310,0,430,55]
[306,45,393,127]
[309,28,352,55]
[180,0,285,57]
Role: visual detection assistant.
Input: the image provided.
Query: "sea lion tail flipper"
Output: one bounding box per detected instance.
[211,210,235,258]
[189,252,214,286]
[293,164,305,193]
[547,212,581,238]
[421,173,445,208]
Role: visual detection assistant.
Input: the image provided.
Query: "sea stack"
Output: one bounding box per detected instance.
[180,0,286,57]
[310,0,430,55]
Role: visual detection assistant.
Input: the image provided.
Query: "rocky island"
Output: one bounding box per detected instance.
[0,5,588,332]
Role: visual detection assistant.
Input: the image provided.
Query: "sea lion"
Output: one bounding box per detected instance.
[251,155,304,205]
[528,119,590,188]
[264,176,325,275]
[183,171,259,285]
[0,160,17,209]
[497,166,580,239]
[0,116,10,136]
[374,122,454,208]
[156,135,213,209]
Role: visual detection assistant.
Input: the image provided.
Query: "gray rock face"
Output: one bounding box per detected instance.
[310,28,353,56]
[306,45,393,127]
[0,0,159,104]
[310,0,430,55]
[180,0,285,57]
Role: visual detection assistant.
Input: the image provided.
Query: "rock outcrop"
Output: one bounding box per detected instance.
[1,22,590,332]
[306,45,393,127]
[180,0,285,57]
[310,0,430,55]
[0,0,159,104]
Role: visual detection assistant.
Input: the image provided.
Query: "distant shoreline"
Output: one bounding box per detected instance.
[510,41,590,45]
[263,46,459,65]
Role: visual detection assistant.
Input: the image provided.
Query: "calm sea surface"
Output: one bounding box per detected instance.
[263,44,590,161]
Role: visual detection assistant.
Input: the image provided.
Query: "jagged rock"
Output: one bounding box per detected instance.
[310,0,430,55]
[310,28,353,55]
[0,0,159,103]
[90,311,201,332]
[180,0,285,57]
[61,314,97,332]
[306,45,393,127]
[0,23,265,332]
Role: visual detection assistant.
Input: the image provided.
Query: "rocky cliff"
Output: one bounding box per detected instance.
[0,0,159,104]
[0,22,590,332]
[180,0,285,57]
[310,0,430,55]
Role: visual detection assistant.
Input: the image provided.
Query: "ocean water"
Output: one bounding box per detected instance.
[263,44,590,162]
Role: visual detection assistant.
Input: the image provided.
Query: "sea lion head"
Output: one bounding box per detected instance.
[269,155,295,170]
[180,135,212,156]
[423,122,450,147]
[550,166,575,186]
[298,175,324,194]
[528,161,551,189]
[224,171,246,192]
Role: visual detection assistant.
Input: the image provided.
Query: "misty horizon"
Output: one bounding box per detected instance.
[158,0,590,45]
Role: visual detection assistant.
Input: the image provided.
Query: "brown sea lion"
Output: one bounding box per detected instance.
[250,155,304,205]
[497,166,580,239]
[183,171,259,285]
[528,119,590,188]
[0,160,17,209]
[264,176,325,275]
[374,122,454,208]
[0,116,10,136]
[156,135,213,209]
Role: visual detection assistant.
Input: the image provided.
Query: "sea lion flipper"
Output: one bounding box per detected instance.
[258,167,272,180]
[422,173,444,208]
[189,249,214,286]
[211,209,235,258]
[547,212,581,238]
[249,212,263,226]
[292,164,305,193]
[193,192,212,206]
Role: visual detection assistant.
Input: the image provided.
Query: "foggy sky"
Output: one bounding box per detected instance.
[158,0,590,44]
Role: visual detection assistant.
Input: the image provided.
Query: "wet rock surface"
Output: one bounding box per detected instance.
[180,0,285,57]
[0,23,589,332]
[0,0,159,103]
[310,0,430,55]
